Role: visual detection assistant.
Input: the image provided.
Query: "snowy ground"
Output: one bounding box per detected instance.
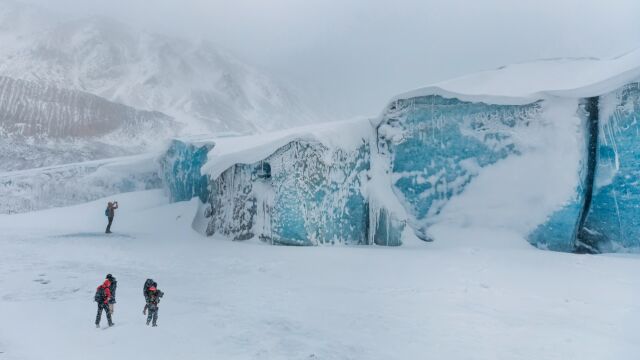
[0,190,639,360]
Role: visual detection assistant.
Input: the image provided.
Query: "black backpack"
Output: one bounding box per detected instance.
[143,279,155,295]
[94,287,105,303]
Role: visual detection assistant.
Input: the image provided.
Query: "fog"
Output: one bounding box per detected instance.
[30,0,640,118]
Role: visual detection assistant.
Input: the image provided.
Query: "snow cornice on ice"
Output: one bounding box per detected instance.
[386,48,640,108]
[201,118,373,180]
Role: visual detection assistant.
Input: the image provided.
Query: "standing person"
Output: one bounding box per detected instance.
[94,279,114,328]
[105,201,119,234]
[106,274,117,315]
[143,286,164,327]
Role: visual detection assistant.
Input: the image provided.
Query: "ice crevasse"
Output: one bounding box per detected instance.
[160,49,640,253]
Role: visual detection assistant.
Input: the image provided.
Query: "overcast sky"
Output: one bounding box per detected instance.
[30,0,640,119]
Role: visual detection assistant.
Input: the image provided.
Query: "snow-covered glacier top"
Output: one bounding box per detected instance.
[201,118,373,179]
[392,48,640,105]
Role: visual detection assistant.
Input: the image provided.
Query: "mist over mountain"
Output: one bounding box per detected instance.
[0,0,317,170]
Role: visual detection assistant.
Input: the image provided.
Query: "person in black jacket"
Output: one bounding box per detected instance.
[143,286,164,327]
[106,274,117,314]
[105,201,118,233]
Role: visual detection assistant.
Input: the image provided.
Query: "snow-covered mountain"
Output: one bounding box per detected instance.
[0,74,179,171]
[0,75,176,138]
[0,2,314,134]
[0,0,316,171]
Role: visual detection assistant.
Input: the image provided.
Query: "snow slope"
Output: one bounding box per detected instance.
[0,190,638,359]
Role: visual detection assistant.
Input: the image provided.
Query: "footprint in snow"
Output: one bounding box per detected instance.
[33,276,50,285]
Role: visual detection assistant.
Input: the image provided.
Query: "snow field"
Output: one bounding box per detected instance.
[0,190,638,359]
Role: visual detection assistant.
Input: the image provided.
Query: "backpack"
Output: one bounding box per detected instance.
[143,279,155,296]
[94,287,105,303]
[105,208,109,217]
[148,290,163,306]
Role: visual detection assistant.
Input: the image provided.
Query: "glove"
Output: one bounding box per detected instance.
[143,307,147,315]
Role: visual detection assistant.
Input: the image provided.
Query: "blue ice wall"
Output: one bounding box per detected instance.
[527,99,592,252]
[528,201,585,252]
[166,84,640,252]
[159,139,213,202]
[204,140,371,245]
[582,83,640,252]
[378,95,543,224]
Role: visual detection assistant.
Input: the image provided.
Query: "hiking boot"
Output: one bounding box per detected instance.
[96,324,100,328]
[146,320,150,326]
[152,324,157,327]
[108,322,114,327]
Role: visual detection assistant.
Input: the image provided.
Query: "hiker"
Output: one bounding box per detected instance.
[94,279,114,328]
[106,274,117,315]
[143,278,157,302]
[143,286,164,327]
[105,201,119,233]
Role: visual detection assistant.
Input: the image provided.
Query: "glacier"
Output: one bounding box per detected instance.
[163,94,585,249]
[137,50,640,252]
[159,139,213,203]
[581,83,640,252]
[378,95,589,252]
[378,96,541,223]
[0,154,162,214]
[197,122,373,245]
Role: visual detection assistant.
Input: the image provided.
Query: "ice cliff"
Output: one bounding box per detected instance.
[160,50,640,253]
[159,139,213,203]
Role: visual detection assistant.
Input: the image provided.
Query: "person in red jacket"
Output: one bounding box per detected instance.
[94,279,114,328]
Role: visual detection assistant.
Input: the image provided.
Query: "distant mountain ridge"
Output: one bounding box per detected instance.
[0,75,176,138]
[0,7,314,134]
[0,0,316,170]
